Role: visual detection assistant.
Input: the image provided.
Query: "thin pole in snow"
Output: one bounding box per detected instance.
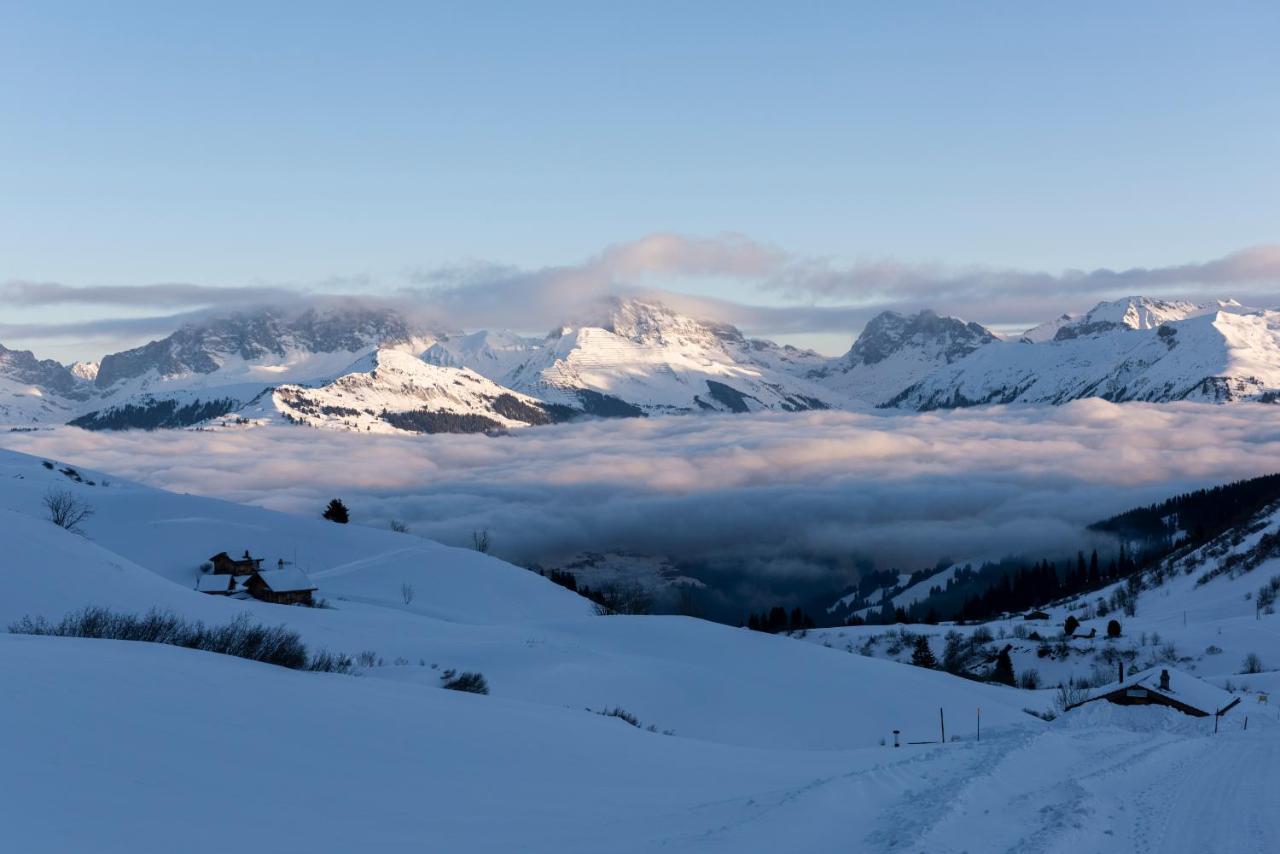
[1244,716,1248,731]
[977,708,981,742]
[940,708,946,744]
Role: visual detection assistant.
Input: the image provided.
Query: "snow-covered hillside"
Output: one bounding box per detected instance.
[2,445,1277,851]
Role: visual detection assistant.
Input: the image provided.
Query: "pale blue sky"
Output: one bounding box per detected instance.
[1,1,1277,359]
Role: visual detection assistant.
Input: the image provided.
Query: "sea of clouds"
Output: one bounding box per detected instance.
[7,400,1280,613]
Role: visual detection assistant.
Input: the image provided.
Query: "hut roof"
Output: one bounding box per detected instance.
[1083,667,1238,716]
[252,567,317,594]
[196,574,236,593]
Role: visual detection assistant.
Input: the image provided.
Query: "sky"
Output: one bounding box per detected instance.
[1,2,1278,361]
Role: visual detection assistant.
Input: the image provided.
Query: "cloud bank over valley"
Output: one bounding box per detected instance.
[7,400,1280,616]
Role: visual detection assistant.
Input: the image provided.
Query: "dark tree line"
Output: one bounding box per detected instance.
[745,606,817,633]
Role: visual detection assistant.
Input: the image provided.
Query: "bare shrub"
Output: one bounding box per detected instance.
[400,583,415,605]
[389,519,409,534]
[1054,681,1090,714]
[9,607,311,669]
[1242,652,1264,674]
[440,669,489,694]
[43,489,94,532]
[472,528,491,553]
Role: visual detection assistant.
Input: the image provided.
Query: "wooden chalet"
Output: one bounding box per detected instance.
[241,566,317,606]
[198,552,317,606]
[1066,667,1241,719]
[209,551,264,576]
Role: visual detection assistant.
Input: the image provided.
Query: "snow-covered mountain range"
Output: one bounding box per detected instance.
[5,294,1280,431]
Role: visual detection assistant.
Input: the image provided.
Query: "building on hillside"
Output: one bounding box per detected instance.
[1066,667,1240,719]
[241,566,317,606]
[209,551,264,575]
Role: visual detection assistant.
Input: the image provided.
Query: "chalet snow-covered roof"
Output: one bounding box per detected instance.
[252,567,316,593]
[1088,667,1238,715]
[195,574,236,593]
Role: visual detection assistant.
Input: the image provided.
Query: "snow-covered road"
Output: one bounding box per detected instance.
[645,707,1278,854]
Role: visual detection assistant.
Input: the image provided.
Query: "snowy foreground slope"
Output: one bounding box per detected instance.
[2,446,1278,852]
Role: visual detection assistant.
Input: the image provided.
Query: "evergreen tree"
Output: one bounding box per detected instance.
[1107,619,1122,638]
[322,498,349,524]
[991,647,1016,686]
[910,635,938,669]
[1064,615,1080,636]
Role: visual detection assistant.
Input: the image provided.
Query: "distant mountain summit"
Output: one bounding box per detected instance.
[1020,296,1242,343]
[453,298,833,415]
[889,300,1280,409]
[0,343,90,423]
[807,309,998,405]
[94,306,420,390]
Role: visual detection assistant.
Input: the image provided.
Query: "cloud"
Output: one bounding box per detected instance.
[0,280,301,309]
[7,401,1280,615]
[6,236,1279,355]
[404,232,787,332]
[762,244,1280,325]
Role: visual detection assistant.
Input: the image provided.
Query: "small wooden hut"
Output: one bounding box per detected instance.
[1066,667,1240,718]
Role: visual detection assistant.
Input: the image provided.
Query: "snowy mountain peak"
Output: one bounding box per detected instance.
[804,310,997,405]
[843,310,997,367]
[95,305,421,389]
[1021,296,1243,343]
[0,342,87,399]
[68,361,99,382]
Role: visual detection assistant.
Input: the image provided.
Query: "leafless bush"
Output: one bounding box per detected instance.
[472,528,491,553]
[1054,681,1090,714]
[389,519,409,533]
[43,488,94,532]
[440,669,489,694]
[400,583,415,605]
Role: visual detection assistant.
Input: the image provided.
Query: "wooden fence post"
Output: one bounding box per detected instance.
[940,708,946,744]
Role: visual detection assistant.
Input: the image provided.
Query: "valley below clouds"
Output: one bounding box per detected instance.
[8,399,1280,615]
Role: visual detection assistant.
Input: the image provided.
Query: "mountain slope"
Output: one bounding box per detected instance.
[0,342,92,424]
[1021,296,1241,343]
[94,305,422,392]
[889,307,1280,409]
[809,310,998,404]
[262,348,571,433]
[494,299,834,414]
